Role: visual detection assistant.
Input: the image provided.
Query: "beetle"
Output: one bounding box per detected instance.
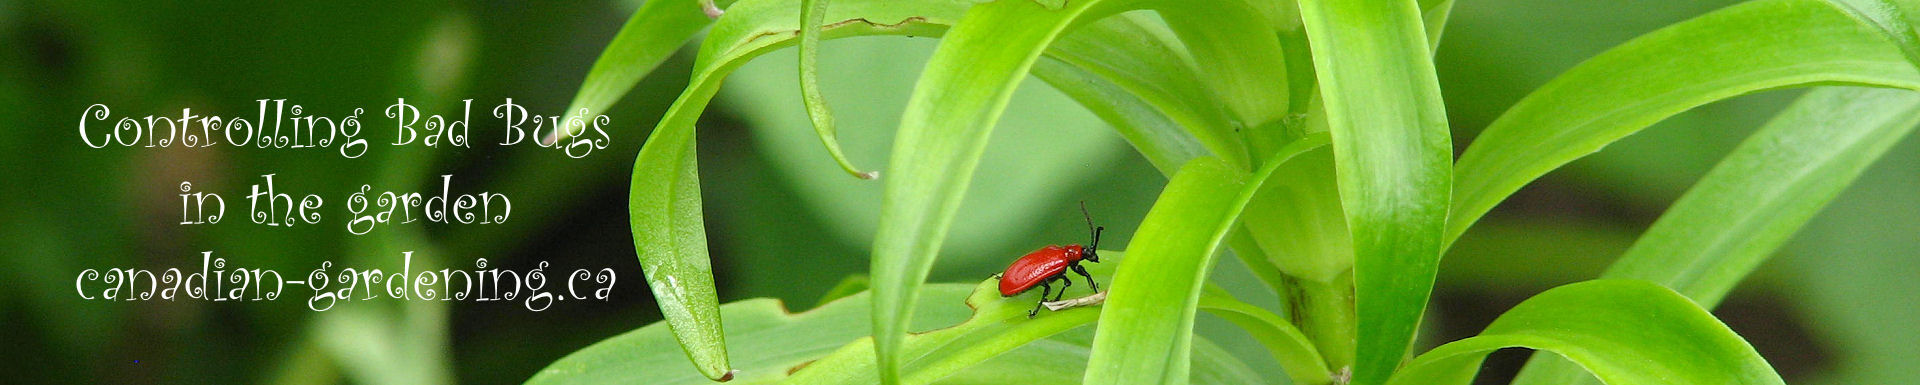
[999,202,1104,318]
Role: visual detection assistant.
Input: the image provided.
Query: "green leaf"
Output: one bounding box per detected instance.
[816,274,873,308]
[562,0,732,136]
[1185,337,1271,385]
[1223,227,1294,306]
[1447,0,1920,244]
[717,6,1188,264]
[1612,86,1920,308]
[525,284,978,385]
[784,279,1107,385]
[1239,147,1350,283]
[1514,86,1920,385]
[1295,0,1454,383]
[602,1,1248,379]
[628,104,731,380]
[1232,145,1358,371]
[1198,285,1331,385]
[1029,57,1206,176]
[1158,0,1296,160]
[798,0,878,179]
[1420,0,1455,52]
[625,0,967,379]
[1083,157,1245,385]
[931,332,1267,385]
[1036,12,1231,172]
[1825,0,1920,68]
[528,259,1275,385]
[772,257,1259,385]
[1386,280,1785,385]
[1085,135,1330,385]
[866,1,1149,383]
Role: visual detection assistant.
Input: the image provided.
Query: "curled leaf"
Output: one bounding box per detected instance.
[800,0,880,179]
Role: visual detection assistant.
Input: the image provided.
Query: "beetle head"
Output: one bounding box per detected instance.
[1084,226,1104,263]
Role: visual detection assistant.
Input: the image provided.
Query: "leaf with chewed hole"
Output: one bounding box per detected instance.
[526,285,977,385]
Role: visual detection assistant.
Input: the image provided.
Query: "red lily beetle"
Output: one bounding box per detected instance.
[999,202,1104,318]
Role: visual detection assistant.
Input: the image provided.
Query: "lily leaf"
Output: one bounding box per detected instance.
[600,0,1274,379]
[525,285,976,385]
[1448,0,1920,244]
[865,0,1155,382]
[1083,157,1245,385]
[1158,0,1295,161]
[527,260,1265,385]
[1387,280,1784,385]
[1198,285,1331,385]
[1825,0,1920,68]
[628,103,730,380]
[1610,87,1920,308]
[798,0,878,179]
[623,0,967,379]
[1037,11,1232,171]
[1085,135,1330,384]
[1295,0,1455,383]
[1515,86,1920,385]
[560,0,736,143]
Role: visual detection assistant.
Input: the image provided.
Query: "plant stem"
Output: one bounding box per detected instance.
[1289,271,1357,377]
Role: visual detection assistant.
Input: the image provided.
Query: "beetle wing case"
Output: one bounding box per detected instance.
[998,246,1073,296]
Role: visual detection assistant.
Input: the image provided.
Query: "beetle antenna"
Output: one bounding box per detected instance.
[1080,201,1094,234]
[1080,201,1103,251]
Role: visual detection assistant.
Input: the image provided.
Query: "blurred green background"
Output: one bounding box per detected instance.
[2,0,1914,384]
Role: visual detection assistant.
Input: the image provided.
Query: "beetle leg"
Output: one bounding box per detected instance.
[1029,281,1052,318]
[1054,276,1071,301]
[1072,264,1099,293]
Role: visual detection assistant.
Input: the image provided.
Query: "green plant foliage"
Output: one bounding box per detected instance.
[1513,86,1920,385]
[616,0,964,379]
[525,284,978,385]
[1155,1,1294,160]
[1388,280,1784,385]
[1295,0,1454,383]
[722,12,1209,255]
[528,270,1265,385]
[1036,12,1236,170]
[1449,0,1920,244]
[563,0,737,132]
[1824,0,1920,68]
[1240,147,1348,283]
[798,0,878,179]
[1029,57,1207,175]
[1084,157,1244,384]
[594,0,1279,379]
[782,278,1107,384]
[627,95,731,380]
[553,0,1920,384]
[816,274,873,308]
[1611,87,1920,307]
[865,1,1148,383]
[1198,285,1329,385]
[1085,134,1328,385]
